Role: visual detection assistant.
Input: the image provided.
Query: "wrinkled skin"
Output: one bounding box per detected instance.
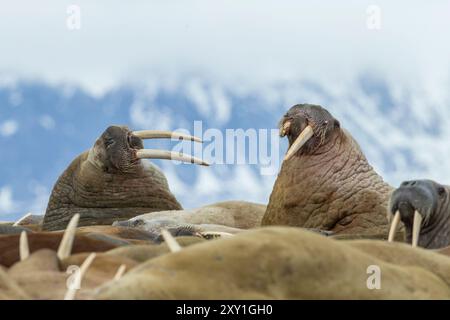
[389,180,450,249]
[42,126,181,231]
[262,104,393,236]
[0,225,31,235]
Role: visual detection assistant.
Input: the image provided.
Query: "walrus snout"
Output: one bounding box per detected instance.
[388,179,444,248]
[99,125,209,169]
[112,220,129,228]
[390,180,437,222]
[280,104,340,161]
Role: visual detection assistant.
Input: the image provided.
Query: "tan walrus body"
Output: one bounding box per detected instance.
[95,227,450,299]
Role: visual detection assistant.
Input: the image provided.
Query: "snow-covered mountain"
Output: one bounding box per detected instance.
[1,74,449,221]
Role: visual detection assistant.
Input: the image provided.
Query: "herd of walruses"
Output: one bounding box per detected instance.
[1,103,449,299]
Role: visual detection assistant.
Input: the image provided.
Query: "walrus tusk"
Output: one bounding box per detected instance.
[113,264,127,281]
[19,231,30,261]
[160,229,182,253]
[136,149,210,166]
[412,210,423,248]
[57,214,80,260]
[388,210,401,242]
[133,130,203,143]
[13,212,32,226]
[280,121,292,137]
[283,125,314,161]
[64,252,96,300]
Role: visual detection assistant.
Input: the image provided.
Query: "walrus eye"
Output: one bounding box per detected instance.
[131,220,144,227]
[437,187,446,197]
[104,138,115,149]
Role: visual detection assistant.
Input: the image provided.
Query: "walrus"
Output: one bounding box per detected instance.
[1,214,136,300]
[262,104,393,236]
[0,225,31,235]
[115,201,266,229]
[95,227,450,299]
[113,200,334,239]
[113,218,244,241]
[0,229,119,267]
[42,125,208,231]
[388,179,450,249]
[0,214,209,300]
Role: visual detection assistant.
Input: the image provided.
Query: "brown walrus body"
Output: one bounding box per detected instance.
[43,151,181,231]
[262,104,393,236]
[43,125,207,231]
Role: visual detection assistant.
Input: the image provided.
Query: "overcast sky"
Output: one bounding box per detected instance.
[0,0,449,96]
[1,1,450,218]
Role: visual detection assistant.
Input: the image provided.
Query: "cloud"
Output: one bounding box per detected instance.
[0,186,16,214]
[0,1,448,95]
[130,101,173,130]
[0,120,18,137]
[185,79,211,117]
[210,86,231,124]
[29,183,50,215]
[9,91,23,106]
[39,115,56,130]
[1,0,450,217]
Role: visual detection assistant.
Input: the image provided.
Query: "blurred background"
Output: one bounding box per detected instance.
[0,1,449,220]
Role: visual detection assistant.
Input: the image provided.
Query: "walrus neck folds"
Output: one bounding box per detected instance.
[263,129,392,236]
[42,151,182,231]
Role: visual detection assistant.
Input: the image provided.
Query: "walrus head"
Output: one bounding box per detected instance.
[262,103,392,237]
[88,125,208,174]
[279,104,341,160]
[42,126,207,231]
[388,180,450,249]
[113,218,202,242]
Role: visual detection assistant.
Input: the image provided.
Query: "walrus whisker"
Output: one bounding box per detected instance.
[136,149,210,166]
[13,212,32,226]
[284,125,314,161]
[133,130,203,143]
[113,264,127,281]
[19,231,30,261]
[64,252,96,300]
[57,214,80,260]
[280,121,291,137]
[412,210,423,247]
[160,229,182,253]
[388,210,401,242]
